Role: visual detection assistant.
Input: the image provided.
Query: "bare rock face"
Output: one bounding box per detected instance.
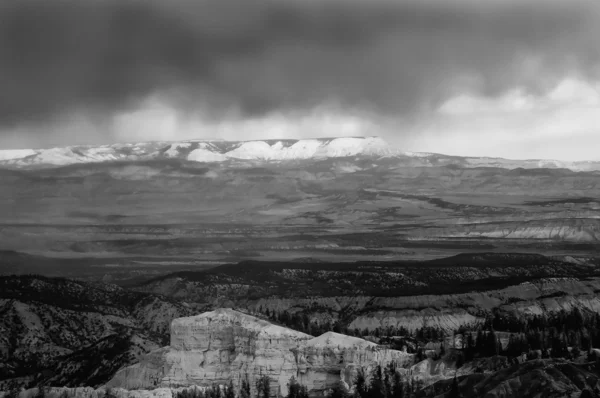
[106,309,412,395]
[295,332,410,392]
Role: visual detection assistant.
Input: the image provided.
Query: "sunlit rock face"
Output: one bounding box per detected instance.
[106,309,413,396]
[295,332,411,392]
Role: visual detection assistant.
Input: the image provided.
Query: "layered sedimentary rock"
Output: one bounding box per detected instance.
[295,332,408,392]
[106,309,412,395]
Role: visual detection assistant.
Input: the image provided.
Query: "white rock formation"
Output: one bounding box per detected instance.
[106,309,413,396]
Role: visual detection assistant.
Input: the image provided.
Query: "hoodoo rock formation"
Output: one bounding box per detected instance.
[106,309,413,395]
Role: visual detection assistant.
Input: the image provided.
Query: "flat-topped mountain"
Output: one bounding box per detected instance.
[0,137,391,168]
[1,136,599,171]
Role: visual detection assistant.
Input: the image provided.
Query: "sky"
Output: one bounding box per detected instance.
[0,0,599,160]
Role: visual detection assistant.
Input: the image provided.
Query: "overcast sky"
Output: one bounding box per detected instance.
[0,0,599,160]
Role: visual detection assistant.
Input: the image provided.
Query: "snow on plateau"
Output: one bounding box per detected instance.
[1,136,599,171]
[0,149,36,161]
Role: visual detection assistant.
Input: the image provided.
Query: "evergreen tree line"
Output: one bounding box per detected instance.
[172,375,306,398]
[458,308,600,361]
[257,307,345,336]
[484,307,597,336]
[328,362,436,398]
[456,327,582,362]
[171,364,415,398]
[259,307,600,362]
[256,307,440,343]
[174,380,236,398]
[350,363,406,398]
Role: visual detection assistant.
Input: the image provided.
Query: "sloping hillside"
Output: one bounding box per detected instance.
[0,275,194,389]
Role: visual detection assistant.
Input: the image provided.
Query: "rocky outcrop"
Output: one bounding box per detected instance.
[106,309,413,396]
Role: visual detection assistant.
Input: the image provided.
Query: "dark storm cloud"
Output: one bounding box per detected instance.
[0,0,599,130]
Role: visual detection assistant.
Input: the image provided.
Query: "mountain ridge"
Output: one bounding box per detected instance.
[2,136,600,171]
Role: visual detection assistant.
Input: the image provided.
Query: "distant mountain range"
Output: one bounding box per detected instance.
[1,136,599,171]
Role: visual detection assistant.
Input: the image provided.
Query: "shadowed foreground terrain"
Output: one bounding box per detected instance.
[3,253,600,397]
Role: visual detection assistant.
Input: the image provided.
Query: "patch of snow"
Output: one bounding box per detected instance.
[164,142,193,157]
[220,137,390,161]
[225,141,274,160]
[0,149,37,161]
[187,147,227,162]
[403,151,436,158]
[33,147,81,165]
[228,139,323,160]
[279,139,323,159]
[318,137,391,158]
[336,164,362,173]
[83,147,119,162]
[28,146,121,165]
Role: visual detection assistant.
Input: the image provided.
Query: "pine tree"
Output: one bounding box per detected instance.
[580,389,595,398]
[485,329,499,357]
[287,376,309,398]
[287,377,300,398]
[551,335,569,358]
[298,386,309,398]
[475,330,484,356]
[204,385,220,398]
[414,347,424,363]
[329,381,349,398]
[383,368,392,398]
[465,333,475,361]
[354,370,367,398]
[367,365,385,398]
[256,375,271,398]
[447,377,460,398]
[35,386,46,398]
[225,380,235,398]
[6,387,21,398]
[240,376,251,398]
[391,373,404,398]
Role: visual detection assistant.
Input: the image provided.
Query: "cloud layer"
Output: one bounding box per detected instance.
[0,0,599,157]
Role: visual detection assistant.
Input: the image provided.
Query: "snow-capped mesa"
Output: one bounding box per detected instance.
[1,136,599,171]
[207,136,393,161]
[0,137,397,168]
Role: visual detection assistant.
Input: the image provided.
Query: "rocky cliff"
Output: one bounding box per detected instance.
[106,309,413,395]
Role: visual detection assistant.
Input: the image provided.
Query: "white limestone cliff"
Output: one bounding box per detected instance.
[106,309,413,396]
